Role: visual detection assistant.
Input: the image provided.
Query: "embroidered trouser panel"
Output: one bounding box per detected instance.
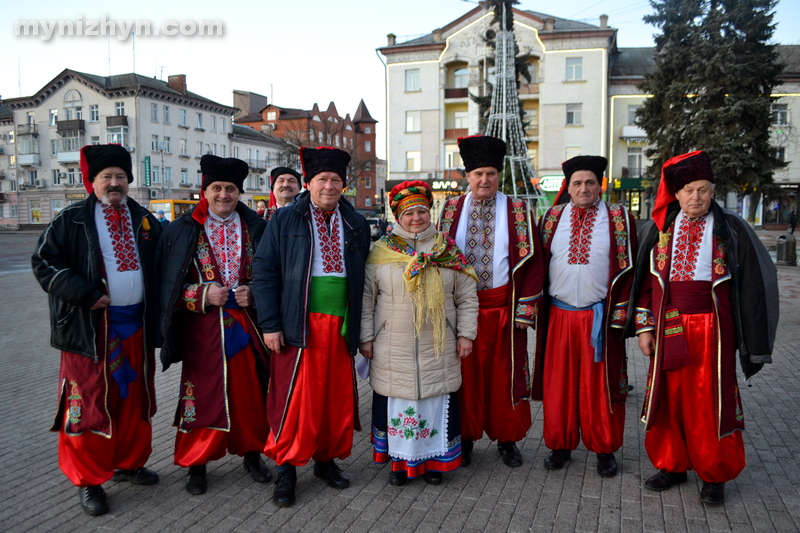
[459,300,531,443]
[174,345,268,467]
[264,312,355,466]
[542,305,625,453]
[58,329,152,487]
[371,392,462,477]
[645,312,745,483]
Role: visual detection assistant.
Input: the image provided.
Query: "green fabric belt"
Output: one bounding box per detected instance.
[309,276,349,338]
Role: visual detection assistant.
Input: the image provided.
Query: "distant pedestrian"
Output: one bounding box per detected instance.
[31,144,162,516]
[629,151,778,505]
[789,210,797,234]
[265,166,301,221]
[156,209,170,228]
[256,200,267,218]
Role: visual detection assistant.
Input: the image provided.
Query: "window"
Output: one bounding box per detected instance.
[106,126,129,146]
[152,166,161,184]
[628,105,641,126]
[179,109,187,127]
[52,169,60,185]
[7,131,14,143]
[406,151,421,171]
[211,116,217,132]
[267,111,277,121]
[327,134,332,145]
[63,108,73,121]
[566,104,582,125]
[163,105,170,124]
[197,169,203,185]
[221,145,226,157]
[318,131,324,143]
[365,198,372,207]
[211,143,217,156]
[49,109,58,126]
[90,136,100,145]
[365,177,372,188]
[26,112,34,124]
[151,135,160,152]
[233,146,239,158]
[406,111,421,132]
[446,145,462,168]
[771,104,789,126]
[180,139,187,156]
[90,105,99,122]
[454,67,468,88]
[196,112,203,129]
[9,155,16,167]
[151,103,158,122]
[196,141,204,156]
[75,107,83,120]
[221,118,227,133]
[627,147,644,177]
[11,204,18,217]
[365,126,371,134]
[405,69,420,92]
[181,169,189,185]
[10,178,17,190]
[773,146,786,162]
[115,102,125,116]
[454,111,469,129]
[164,167,172,184]
[29,170,38,185]
[50,139,58,156]
[365,141,371,152]
[67,168,77,184]
[335,134,340,147]
[565,58,583,81]
[60,131,82,152]
[163,137,171,153]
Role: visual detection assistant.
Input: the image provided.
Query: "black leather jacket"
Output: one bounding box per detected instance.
[157,201,266,371]
[252,190,370,355]
[31,194,162,360]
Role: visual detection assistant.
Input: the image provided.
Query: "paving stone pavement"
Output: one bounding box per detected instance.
[1,230,799,532]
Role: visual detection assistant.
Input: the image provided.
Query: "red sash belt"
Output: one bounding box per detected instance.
[478,284,508,310]
[669,281,713,314]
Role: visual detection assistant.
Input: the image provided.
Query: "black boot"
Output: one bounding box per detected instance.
[79,485,109,516]
[273,465,297,507]
[243,452,272,483]
[497,441,523,467]
[186,464,207,495]
[543,449,572,470]
[644,470,687,492]
[700,481,725,504]
[596,453,618,478]
[461,439,474,467]
[313,460,350,489]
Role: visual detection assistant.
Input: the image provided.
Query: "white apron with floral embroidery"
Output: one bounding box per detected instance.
[386,395,448,461]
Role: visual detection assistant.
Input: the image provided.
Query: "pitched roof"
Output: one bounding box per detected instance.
[353,100,377,124]
[0,103,13,122]
[230,124,286,147]
[609,48,656,78]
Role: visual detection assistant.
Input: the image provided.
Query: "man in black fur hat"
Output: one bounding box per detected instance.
[32,144,162,516]
[264,166,301,221]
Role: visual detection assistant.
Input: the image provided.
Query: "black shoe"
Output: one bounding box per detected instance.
[597,453,618,478]
[112,467,160,485]
[186,464,207,495]
[644,470,688,492]
[544,449,572,470]
[461,439,474,467]
[389,470,408,487]
[700,481,725,505]
[424,471,443,485]
[273,467,297,507]
[498,441,523,467]
[313,460,350,489]
[79,485,109,516]
[243,452,272,483]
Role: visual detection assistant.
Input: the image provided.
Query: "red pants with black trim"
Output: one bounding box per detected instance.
[58,331,152,487]
[264,313,356,466]
[174,345,268,467]
[645,312,745,483]
[459,286,531,443]
[542,305,625,453]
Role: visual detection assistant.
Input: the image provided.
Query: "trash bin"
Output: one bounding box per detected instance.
[776,233,797,266]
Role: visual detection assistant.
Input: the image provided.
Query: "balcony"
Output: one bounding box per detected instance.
[18,153,40,167]
[18,124,37,136]
[519,84,539,96]
[524,125,539,138]
[444,88,469,99]
[620,125,647,143]
[0,169,5,178]
[107,115,128,127]
[57,119,86,132]
[57,151,81,164]
[621,167,646,179]
[444,128,468,140]
[246,159,267,172]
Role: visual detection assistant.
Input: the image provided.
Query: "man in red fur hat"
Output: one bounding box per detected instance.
[159,154,272,496]
[629,150,777,504]
[536,155,637,478]
[439,135,545,468]
[32,144,162,516]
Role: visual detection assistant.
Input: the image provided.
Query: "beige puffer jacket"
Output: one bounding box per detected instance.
[361,223,479,401]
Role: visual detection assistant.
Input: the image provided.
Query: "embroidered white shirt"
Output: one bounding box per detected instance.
[454,191,509,289]
[94,201,144,306]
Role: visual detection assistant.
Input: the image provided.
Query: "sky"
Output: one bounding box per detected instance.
[3,0,798,159]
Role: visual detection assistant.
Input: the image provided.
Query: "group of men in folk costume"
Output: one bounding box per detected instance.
[32,137,777,516]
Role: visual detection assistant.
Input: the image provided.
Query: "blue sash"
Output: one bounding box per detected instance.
[551,298,604,363]
[108,303,143,398]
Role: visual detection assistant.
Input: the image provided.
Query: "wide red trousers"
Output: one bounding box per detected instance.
[58,330,152,487]
[174,344,268,467]
[459,287,531,443]
[645,312,745,483]
[264,313,356,466]
[542,305,625,453]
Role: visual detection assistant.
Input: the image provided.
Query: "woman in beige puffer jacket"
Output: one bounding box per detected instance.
[360,180,478,487]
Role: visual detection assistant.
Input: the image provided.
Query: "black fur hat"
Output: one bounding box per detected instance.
[457,135,506,172]
[299,146,350,183]
[200,154,249,193]
[562,155,608,184]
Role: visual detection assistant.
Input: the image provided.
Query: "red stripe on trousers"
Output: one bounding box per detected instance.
[460,286,531,442]
[58,329,152,487]
[542,305,625,453]
[174,344,268,467]
[645,312,745,483]
[264,312,355,466]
